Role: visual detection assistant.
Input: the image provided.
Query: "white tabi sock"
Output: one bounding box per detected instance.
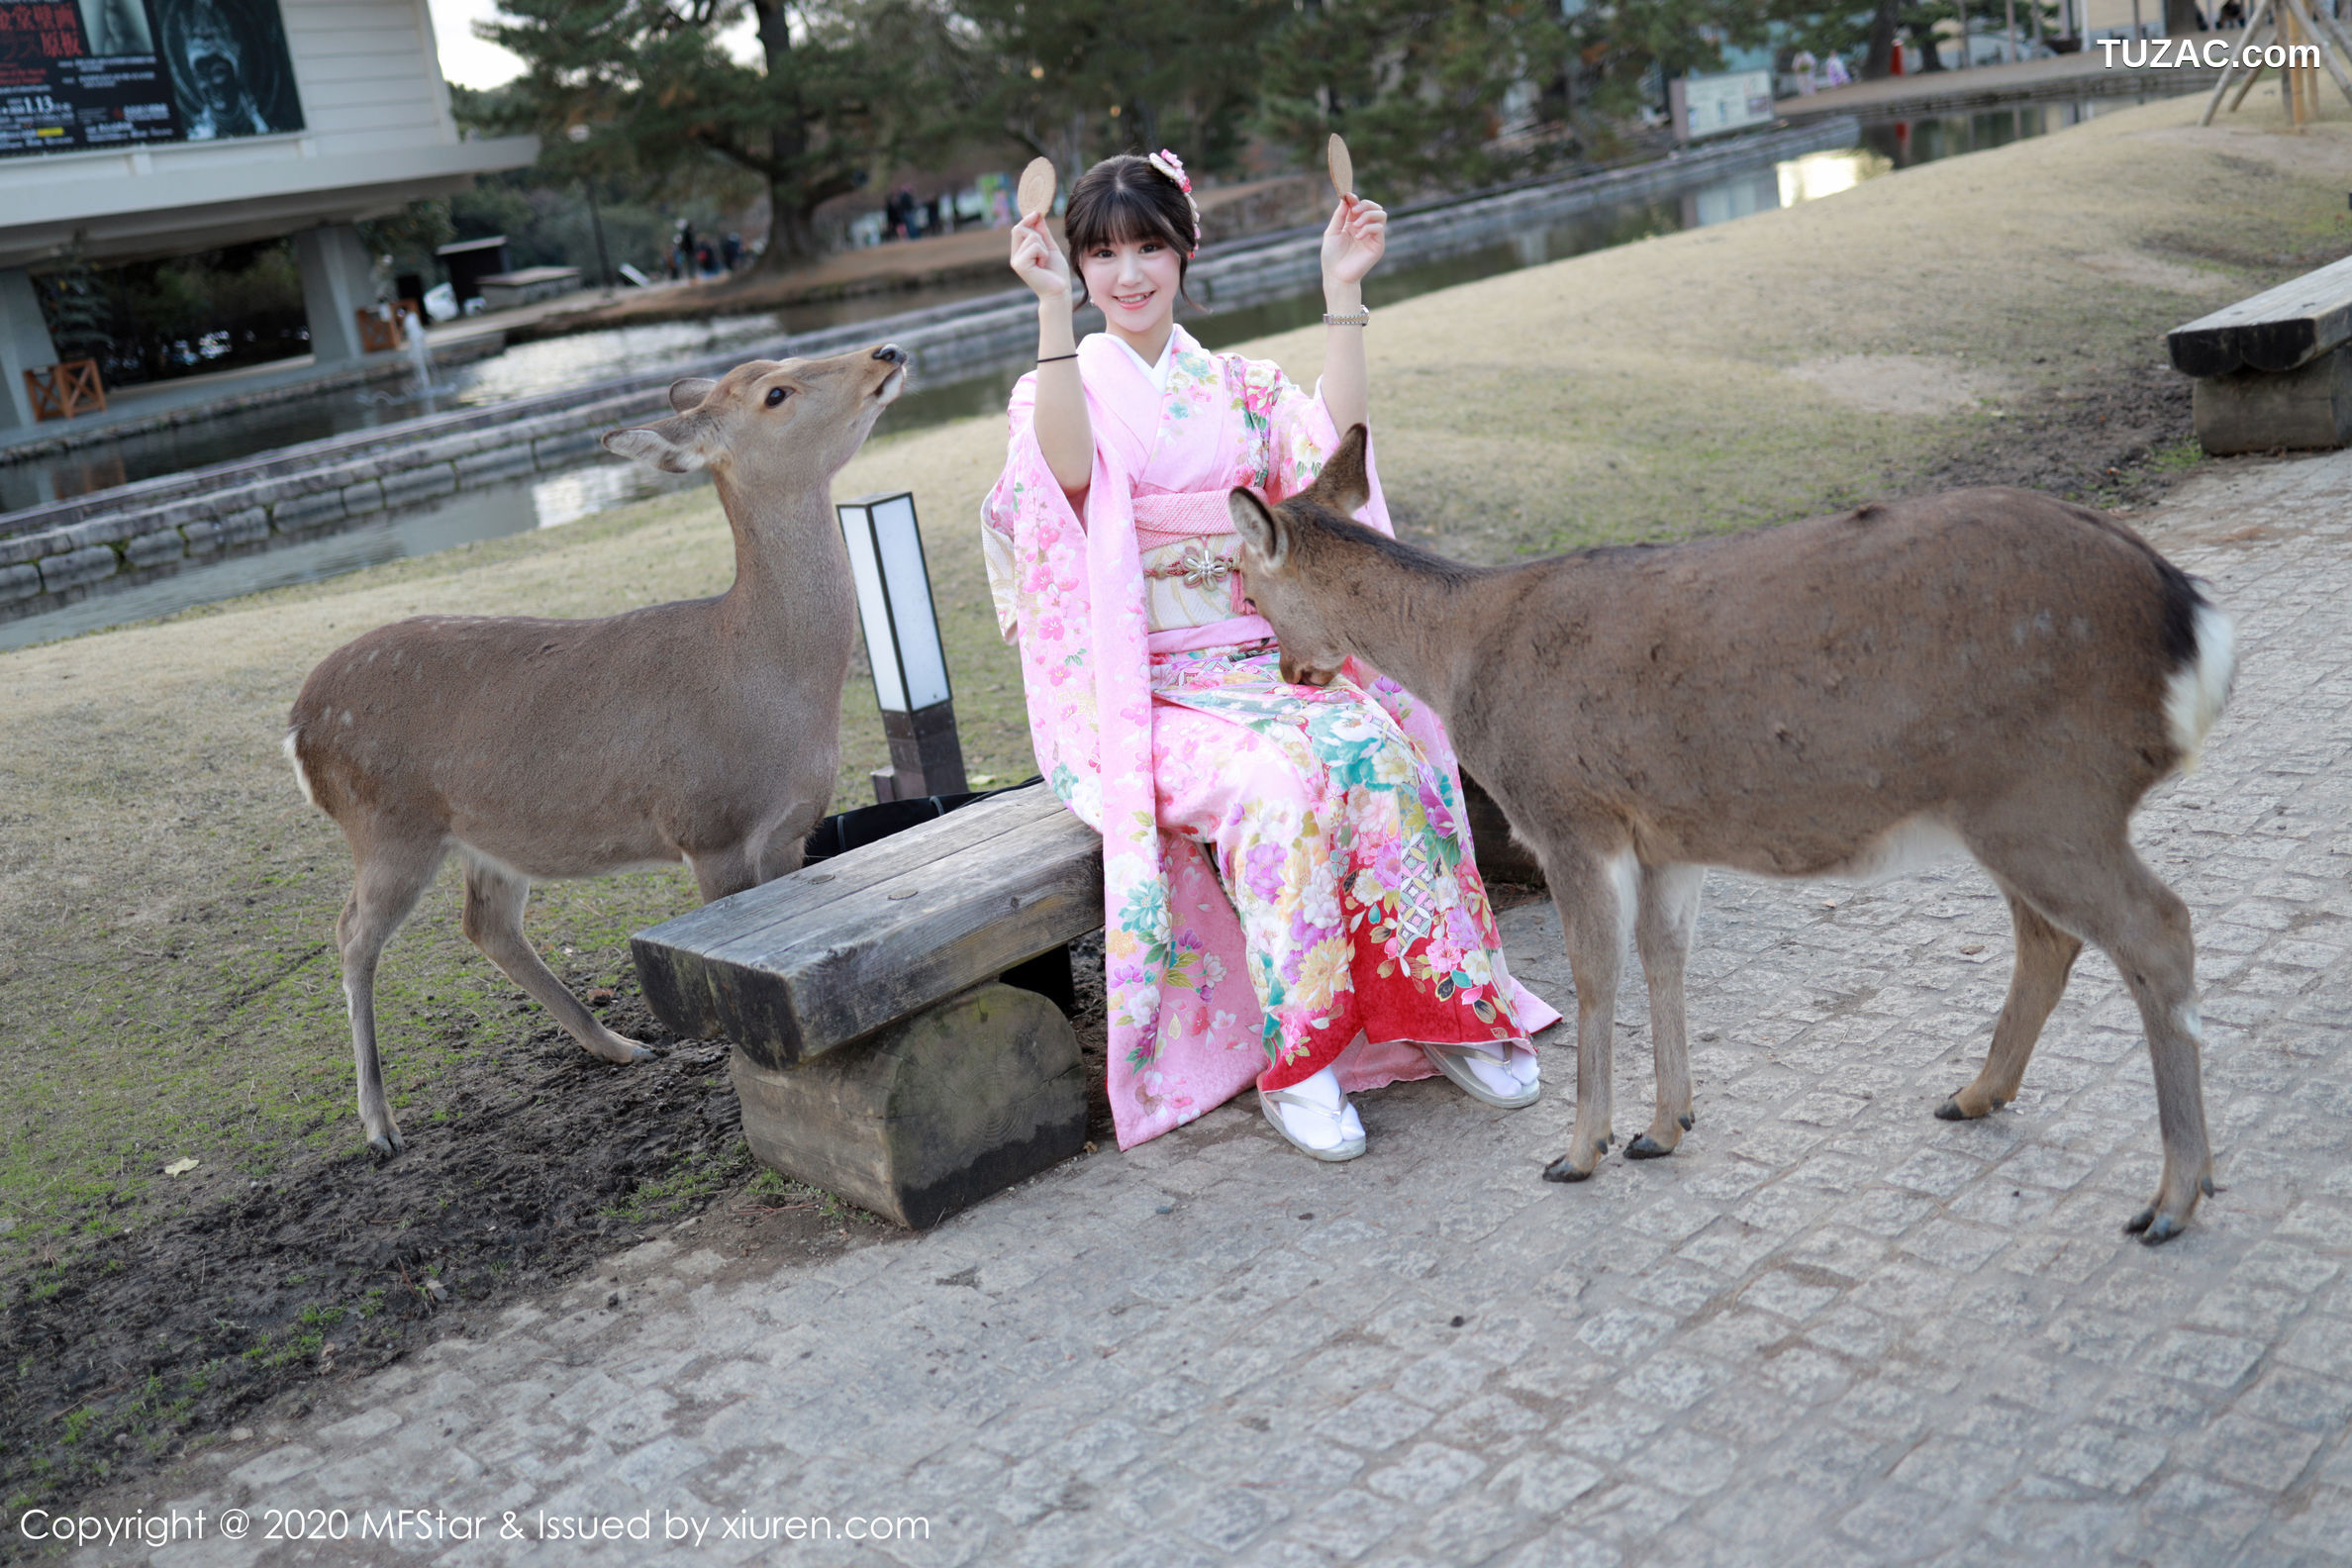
[1275,1065,1361,1150]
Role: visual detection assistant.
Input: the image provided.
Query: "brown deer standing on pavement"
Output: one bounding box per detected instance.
[285,343,908,1154]
[1228,426,2236,1243]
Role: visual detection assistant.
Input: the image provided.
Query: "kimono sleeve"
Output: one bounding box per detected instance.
[980,370,1072,642]
[1239,357,1346,505]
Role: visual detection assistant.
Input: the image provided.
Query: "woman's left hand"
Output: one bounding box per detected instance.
[1321,195,1387,290]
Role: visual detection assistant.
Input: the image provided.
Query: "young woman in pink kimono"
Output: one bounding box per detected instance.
[982,150,1558,1160]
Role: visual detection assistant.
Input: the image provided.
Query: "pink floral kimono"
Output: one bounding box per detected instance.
[981,324,1559,1148]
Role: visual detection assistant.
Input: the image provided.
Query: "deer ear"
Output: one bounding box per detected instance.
[603,414,708,474]
[1227,488,1287,570]
[1310,425,1371,515]
[667,376,718,413]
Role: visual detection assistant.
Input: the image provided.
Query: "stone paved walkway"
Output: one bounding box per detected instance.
[95,449,2352,1567]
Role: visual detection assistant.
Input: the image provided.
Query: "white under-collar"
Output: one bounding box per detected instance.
[1108,329,1179,394]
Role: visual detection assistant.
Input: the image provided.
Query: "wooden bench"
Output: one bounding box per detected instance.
[23,358,106,422]
[2169,253,2352,454]
[631,782,1102,1228]
[630,772,1540,1227]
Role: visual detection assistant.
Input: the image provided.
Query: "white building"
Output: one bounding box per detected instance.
[0,0,536,429]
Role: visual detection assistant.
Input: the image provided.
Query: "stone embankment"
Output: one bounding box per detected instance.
[0,118,1854,630]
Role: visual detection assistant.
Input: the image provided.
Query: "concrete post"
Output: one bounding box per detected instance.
[292,224,381,364]
[0,268,61,431]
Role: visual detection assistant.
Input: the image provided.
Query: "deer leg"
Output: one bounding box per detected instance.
[1627,862,1706,1159]
[459,855,653,1064]
[1935,890,2082,1122]
[337,833,446,1156]
[1542,844,1629,1183]
[1975,837,2211,1244]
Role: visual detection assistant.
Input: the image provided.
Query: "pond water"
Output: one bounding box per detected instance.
[0,93,2173,652]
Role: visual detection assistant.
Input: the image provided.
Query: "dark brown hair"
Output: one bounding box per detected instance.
[1062,153,1198,309]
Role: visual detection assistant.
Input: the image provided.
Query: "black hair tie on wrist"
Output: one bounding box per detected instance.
[1037,351,1079,363]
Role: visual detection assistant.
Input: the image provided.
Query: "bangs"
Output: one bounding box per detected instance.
[1066,165,1191,256]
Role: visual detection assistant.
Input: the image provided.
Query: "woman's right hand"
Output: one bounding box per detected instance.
[1010,213,1072,302]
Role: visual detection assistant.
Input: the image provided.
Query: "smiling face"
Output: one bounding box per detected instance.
[1078,236,1184,340]
[1061,154,1196,331]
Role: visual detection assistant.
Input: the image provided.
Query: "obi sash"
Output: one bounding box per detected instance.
[1133,488,1273,654]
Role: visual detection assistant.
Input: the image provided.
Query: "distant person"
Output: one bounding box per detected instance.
[1792,49,1817,95]
[721,232,741,271]
[694,240,716,278]
[1821,51,1852,87]
[2217,0,2244,25]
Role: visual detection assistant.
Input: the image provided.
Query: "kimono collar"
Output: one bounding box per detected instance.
[1109,328,1178,393]
[1080,324,1200,473]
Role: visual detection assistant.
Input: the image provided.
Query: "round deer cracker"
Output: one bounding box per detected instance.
[1326,134,1354,200]
[1017,157,1056,220]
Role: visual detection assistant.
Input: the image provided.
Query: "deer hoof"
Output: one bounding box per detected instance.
[1679,1112,1695,1131]
[1624,1133,1674,1160]
[2135,1212,2187,1246]
[367,1127,404,1158]
[1933,1096,1969,1122]
[1542,1154,1597,1183]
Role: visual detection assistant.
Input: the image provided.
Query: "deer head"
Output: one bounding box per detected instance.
[1228,423,1374,688]
[603,343,909,490]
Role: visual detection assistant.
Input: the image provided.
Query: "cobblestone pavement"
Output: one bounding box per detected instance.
[96,450,2352,1567]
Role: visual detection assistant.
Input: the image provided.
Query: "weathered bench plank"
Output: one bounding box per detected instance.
[2168,253,2352,377]
[632,782,1104,1070]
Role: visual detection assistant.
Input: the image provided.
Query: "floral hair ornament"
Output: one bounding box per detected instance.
[1146,148,1203,257]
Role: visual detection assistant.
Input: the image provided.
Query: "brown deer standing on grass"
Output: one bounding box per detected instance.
[1228,426,2236,1244]
[284,344,908,1154]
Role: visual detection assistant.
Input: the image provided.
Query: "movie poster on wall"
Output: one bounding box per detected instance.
[0,0,302,158]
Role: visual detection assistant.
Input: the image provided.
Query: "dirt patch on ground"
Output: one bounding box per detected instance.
[1911,351,2200,510]
[0,981,903,1524]
[2070,248,2235,296]
[1785,353,2010,417]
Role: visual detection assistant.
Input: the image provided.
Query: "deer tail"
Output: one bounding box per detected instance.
[2162,579,2236,776]
[282,727,319,810]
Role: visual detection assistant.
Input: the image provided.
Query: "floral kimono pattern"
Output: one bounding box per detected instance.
[981,325,1559,1148]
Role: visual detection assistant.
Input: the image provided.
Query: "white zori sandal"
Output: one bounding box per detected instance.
[1260,1066,1367,1162]
[1421,1040,1541,1110]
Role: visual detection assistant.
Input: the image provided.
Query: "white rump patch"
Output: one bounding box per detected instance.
[281,730,316,809]
[2165,599,2236,774]
[1835,815,1968,884]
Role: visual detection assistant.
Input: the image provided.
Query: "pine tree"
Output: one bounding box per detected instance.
[959,0,1280,184]
[1256,0,1572,195]
[480,0,965,269]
